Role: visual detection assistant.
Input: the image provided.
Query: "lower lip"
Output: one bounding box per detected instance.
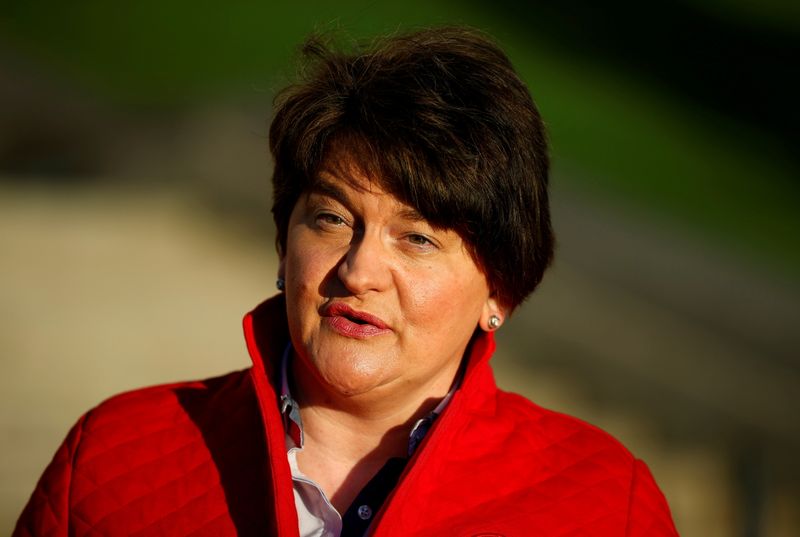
[324,316,391,339]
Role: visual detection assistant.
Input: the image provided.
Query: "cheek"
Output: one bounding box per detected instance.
[285,232,334,289]
[402,266,486,326]
[287,249,320,283]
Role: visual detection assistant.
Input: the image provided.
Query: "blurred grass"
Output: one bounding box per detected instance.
[1,0,797,275]
[512,45,800,274]
[0,1,468,102]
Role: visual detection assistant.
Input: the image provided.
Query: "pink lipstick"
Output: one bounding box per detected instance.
[322,303,391,339]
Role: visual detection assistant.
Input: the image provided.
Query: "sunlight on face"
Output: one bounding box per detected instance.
[280,155,498,403]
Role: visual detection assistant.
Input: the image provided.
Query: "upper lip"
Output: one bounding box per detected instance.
[322,302,390,330]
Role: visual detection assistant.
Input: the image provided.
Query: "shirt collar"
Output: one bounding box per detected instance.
[278,342,462,457]
[279,343,304,448]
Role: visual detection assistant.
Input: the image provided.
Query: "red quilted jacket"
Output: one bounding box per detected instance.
[15,295,679,536]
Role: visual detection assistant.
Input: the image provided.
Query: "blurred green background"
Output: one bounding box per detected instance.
[1,1,798,536]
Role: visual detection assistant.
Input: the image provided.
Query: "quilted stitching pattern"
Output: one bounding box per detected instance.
[14,372,275,537]
[626,460,678,536]
[372,383,678,536]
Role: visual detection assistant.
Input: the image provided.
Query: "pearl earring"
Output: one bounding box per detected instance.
[488,315,501,329]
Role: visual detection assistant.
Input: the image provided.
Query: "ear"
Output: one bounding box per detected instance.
[275,256,287,292]
[479,295,506,332]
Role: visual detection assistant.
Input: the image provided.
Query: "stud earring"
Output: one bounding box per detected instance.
[488,315,501,330]
[276,277,285,291]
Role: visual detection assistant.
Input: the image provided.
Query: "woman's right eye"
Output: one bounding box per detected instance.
[316,213,346,227]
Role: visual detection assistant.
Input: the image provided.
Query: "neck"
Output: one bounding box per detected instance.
[291,356,459,513]
[291,356,458,461]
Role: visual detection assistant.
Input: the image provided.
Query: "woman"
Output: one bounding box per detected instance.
[15,27,678,536]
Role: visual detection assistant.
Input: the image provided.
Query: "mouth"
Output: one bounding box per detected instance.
[321,302,391,338]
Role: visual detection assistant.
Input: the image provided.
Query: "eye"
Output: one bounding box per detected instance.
[316,212,347,227]
[407,234,431,245]
[404,233,438,250]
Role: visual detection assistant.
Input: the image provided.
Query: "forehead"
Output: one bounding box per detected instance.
[316,146,382,193]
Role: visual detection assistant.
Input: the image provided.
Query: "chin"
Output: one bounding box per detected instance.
[316,354,395,397]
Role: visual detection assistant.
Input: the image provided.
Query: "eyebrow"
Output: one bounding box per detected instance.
[308,179,350,206]
[397,207,426,222]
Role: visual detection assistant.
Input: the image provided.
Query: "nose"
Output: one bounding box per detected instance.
[337,231,391,295]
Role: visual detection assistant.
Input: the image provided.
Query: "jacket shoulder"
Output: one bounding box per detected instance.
[14,369,272,537]
[496,389,637,463]
[493,389,678,536]
[409,388,678,536]
[80,369,254,438]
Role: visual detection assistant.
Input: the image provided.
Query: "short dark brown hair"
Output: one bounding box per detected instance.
[269,26,553,310]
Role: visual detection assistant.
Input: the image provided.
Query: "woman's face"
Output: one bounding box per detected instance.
[280,157,502,401]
